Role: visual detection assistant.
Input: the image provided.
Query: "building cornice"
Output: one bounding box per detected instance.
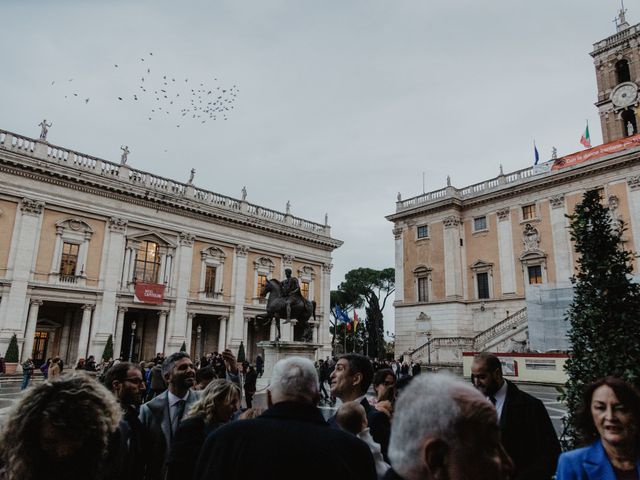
[387,148,640,222]
[0,129,342,251]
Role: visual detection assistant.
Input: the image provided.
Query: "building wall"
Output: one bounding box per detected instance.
[0,200,17,276]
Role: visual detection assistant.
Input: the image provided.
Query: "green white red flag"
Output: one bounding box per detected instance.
[580,122,591,148]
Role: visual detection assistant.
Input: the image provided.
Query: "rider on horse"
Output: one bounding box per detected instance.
[281,268,302,322]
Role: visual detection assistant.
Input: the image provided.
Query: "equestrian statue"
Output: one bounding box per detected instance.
[255,268,316,342]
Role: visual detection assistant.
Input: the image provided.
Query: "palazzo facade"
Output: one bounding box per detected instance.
[0,128,341,367]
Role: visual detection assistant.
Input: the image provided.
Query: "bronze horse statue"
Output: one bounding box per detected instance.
[255,278,316,342]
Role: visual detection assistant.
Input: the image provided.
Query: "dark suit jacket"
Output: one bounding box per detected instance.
[328,398,392,462]
[500,380,561,480]
[194,401,377,480]
[166,415,221,480]
[138,389,200,480]
[555,440,640,480]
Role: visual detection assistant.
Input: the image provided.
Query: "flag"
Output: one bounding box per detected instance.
[353,311,359,333]
[534,141,540,165]
[580,122,591,148]
[346,322,352,331]
[334,305,350,323]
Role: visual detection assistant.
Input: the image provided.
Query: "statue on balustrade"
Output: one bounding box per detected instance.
[255,268,316,342]
[120,145,130,165]
[38,119,52,140]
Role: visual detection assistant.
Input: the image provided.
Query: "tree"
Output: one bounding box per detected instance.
[330,289,362,351]
[339,268,395,359]
[180,341,187,353]
[5,334,19,363]
[102,334,114,361]
[562,189,640,447]
[237,341,246,363]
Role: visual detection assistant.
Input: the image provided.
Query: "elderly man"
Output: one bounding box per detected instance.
[329,353,391,460]
[386,373,514,480]
[194,356,376,480]
[104,361,148,480]
[471,352,560,480]
[139,352,199,480]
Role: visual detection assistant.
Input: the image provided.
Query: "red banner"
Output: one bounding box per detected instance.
[552,133,640,171]
[134,283,165,304]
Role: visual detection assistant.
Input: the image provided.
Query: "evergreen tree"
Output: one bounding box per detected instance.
[180,341,187,353]
[237,341,246,363]
[5,334,19,363]
[102,334,114,361]
[563,189,640,447]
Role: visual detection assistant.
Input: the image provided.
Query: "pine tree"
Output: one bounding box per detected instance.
[102,334,114,361]
[563,189,640,446]
[180,341,186,353]
[5,334,19,363]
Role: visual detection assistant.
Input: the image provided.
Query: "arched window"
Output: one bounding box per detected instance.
[621,109,637,137]
[616,59,631,84]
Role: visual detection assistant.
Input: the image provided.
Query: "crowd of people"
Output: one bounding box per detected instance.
[0,350,638,480]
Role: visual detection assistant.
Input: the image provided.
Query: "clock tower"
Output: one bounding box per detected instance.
[591,7,640,143]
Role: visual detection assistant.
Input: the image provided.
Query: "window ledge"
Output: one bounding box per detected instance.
[472,229,489,235]
[519,217,540,225]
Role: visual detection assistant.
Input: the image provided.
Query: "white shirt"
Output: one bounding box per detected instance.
[492,380,508,420]
[167,390,190,434]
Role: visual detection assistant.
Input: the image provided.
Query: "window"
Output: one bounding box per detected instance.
[476,272,490,299]
[616,59,631,84]
[135,241,161,283]
[522,204,536,221]
[59,242,79,278]
[257,274,268,297]
[528,265,543,284]
[417,225,429,239]
[474,216,487,231]
[300,281,310,299]
[204,266,216,298]
[417,277,429,302]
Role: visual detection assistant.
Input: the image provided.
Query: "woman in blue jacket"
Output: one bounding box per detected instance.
[556,377,640,480]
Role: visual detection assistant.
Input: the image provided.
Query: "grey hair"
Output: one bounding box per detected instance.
[161,352,190,377]
[268,356,318,403]
[388,373,479,474]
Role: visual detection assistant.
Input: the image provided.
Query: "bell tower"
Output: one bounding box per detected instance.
[591,6,640,143]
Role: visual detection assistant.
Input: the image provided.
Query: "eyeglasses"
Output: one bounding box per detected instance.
[123,378,145,385]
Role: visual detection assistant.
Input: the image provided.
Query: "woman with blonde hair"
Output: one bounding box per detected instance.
[0,372,124,480]
[166,378,241,480]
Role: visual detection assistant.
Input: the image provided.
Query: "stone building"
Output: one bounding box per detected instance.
[386,9,640,367]
[0,128,341,367]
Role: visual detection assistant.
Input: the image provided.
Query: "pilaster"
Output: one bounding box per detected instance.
[443,216,463,299]
[496,208,517,294]
[627,175,640,270]
[549,195,573,285]
[393,227,404,302]
[230,245,249,349]
[167,232,194,350]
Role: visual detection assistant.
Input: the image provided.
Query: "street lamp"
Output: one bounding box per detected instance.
[129,320,137,362]
[426,330,432,367]
[196,324,202,361]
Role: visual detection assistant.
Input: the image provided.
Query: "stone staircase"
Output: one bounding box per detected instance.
[407,307,528,365]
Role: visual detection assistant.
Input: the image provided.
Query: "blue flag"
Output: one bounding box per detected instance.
[334,305,351,323]
[534,142,540,165]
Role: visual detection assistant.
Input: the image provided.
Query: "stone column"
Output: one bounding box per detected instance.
[496,208,517,294]
[77,304,95,359]
[393,227,404,302]
[167,233,195,351]
[185,312,195,354]
[627,176,640,270]
[156,310,168,354]
[230,245,249,349]
[218,316,228,352]
[21,299,43,362]
[113,306,127,360]
[58,309,73,362]
[243,317,251,345]
[549,195,573,285]
[0,199,44,346]
[91,217,127,356]
[443,216,463,299]
[320,263,333,351]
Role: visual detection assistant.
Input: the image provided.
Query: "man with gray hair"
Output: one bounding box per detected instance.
[385,373,513,480]
[194,356,376,480]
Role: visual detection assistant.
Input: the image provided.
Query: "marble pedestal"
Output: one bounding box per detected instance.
[256,340,322,378]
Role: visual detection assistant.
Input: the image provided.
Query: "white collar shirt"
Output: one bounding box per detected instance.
[493,380,508,420]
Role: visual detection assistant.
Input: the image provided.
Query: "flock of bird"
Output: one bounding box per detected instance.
[50,52,240,127]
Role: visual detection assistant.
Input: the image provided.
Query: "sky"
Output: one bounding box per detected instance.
[0,1,625,332]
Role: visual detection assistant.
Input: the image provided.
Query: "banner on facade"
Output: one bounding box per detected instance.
[552,133,640,171]
[134,283,165,304]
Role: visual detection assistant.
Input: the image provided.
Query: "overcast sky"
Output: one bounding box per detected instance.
[0,1,624,330]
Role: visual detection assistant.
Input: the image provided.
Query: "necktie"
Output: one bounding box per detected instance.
[489,395,497,406]
[173,399,186,435]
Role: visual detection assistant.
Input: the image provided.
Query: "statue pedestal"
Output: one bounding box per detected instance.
[256,340,322,378]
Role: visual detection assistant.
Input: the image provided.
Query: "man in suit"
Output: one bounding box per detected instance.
[471,352,561,480]
[194,356,376,480]
[139,352,199,480]
[329,354,391,461]
[386,373,513,480]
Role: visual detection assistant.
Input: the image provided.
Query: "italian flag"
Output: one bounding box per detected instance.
[580,122,591,148]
